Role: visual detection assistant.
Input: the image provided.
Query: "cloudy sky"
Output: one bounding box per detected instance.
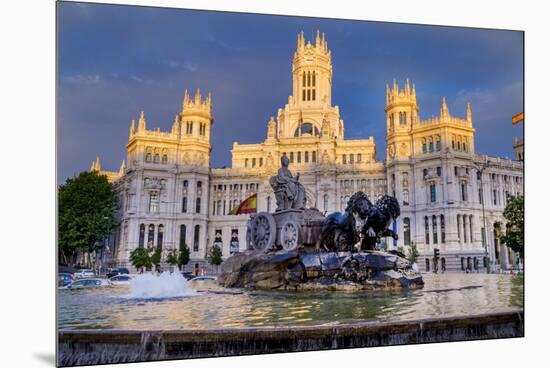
[57,2,523,183]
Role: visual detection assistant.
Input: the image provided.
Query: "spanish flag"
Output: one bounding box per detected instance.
[235,194,257,215]
[512,112,524,125]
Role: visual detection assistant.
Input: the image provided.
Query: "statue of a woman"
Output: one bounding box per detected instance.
[269,155,306,211]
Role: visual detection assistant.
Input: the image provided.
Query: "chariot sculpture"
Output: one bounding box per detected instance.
[247,156,400,253]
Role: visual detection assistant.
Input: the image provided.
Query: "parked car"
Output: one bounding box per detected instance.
[74,269,96,279]
[109,274,133,285]
[67,278,111,289]
[189,276,217,282]
[106,267,130,279]
[58,272,74,287]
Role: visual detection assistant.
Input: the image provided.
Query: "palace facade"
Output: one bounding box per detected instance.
[94,31,523,272]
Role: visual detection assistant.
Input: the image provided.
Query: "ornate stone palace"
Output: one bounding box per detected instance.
[93,31,523,272]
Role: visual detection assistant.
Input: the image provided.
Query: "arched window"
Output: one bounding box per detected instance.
[147,224,155,248]
[312,151,317,162]
[216,200,222,216]
[290,152,294,163]
[182,197,187,213]
[436,136,441,151]
[429,137,434,152]
[196,197,201,213]
[440,215,446,243]
[179,224,186,250]
[193,225,200,252]
[422,139,427,153]
[350,154,354,164]
[138,224,145,248]
[424,216,430,244]
[157,225,164,250]
[312,71,316,86]
[403,217,411,245]
[323,194,329,212]
[153,154,160,163]
[161,155,168,164]
[342,154,347,164]
[432,215,438,244]
[303,73,306,87]
[402,189,409,206]
[357,153,362,162]
[145,153,152,163]
[307,71,311,86]
[423,168,428,178]
[297,152,301,163]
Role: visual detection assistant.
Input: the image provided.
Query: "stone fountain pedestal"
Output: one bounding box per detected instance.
[219,249,423,291]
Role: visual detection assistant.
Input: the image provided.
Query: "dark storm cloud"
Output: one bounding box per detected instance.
[57,2,523,182]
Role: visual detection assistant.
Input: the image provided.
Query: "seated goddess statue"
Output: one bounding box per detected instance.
[269,155,306,211]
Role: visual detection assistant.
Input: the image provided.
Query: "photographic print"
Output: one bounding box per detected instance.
[56,1,524,366]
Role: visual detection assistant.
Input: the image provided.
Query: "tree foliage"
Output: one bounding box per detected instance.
[178,243,190,269]
[58,171,118,264]
[208,244,223,266]
[129,247,152,270]
[150,248,162,270]
[407,243,419,264]
[166,249,179,266]
[500,194,524,258]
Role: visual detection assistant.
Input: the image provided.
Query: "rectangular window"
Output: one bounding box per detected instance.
[297,152,301,163]
[478,188,483,204]
[182,197,187,213]
[290,152,294,163]
[305,151,309,163]
[312,89,316,100]
[432,216,438,244]
[149,192,159,213]
[461,183,467,201]
[425,217,430,245]
[430,184,436,203]
[193,225,200,252]
[312,151,316,162]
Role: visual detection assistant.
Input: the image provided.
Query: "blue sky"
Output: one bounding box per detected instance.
[57,2,523,183]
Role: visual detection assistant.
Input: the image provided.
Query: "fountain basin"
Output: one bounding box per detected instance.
[58,310,524,366]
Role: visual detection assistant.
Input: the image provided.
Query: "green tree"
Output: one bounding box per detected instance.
[129,247,152,271]
[58,171,118,266]
[208,244,223,267]
[407,243,419,264]
[150,248,162,271]
[166,249,179,267]
[178,243,190,270]
[500,194,524,260]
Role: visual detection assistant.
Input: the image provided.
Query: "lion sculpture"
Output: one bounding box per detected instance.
[319,192,400,252]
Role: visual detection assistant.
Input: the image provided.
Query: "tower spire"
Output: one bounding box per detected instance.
[137,111,146,131]
[466,102,472,123]
[129,119,135,137]
[441,96,449,118]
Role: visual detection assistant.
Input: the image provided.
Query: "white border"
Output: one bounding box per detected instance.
[3,0,548,367]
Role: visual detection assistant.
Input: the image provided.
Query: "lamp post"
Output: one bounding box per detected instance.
[472,160,490,274]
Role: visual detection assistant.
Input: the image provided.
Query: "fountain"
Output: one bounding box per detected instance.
[219,156,424,290]
[128,271,197,299]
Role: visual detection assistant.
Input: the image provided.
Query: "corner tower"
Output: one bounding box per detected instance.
[385,79,419,160]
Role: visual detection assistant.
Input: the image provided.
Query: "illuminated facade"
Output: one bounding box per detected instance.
[94,31,523,272]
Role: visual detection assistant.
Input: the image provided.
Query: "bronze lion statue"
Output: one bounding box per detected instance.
[319,192,400,252]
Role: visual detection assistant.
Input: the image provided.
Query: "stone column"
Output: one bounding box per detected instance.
[457,215,462,246]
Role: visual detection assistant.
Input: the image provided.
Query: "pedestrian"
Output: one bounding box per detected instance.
[194,263,200,276]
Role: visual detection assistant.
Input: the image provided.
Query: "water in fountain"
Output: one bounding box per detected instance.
[128,271,197,299]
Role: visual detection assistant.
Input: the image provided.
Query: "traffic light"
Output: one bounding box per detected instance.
[433,248,440,259]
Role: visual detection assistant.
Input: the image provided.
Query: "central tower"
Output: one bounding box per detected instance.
[292,30,333,108]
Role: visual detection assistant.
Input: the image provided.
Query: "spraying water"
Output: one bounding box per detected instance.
[128,271,197,299]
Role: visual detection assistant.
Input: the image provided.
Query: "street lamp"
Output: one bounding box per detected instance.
[471,160,490,274]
